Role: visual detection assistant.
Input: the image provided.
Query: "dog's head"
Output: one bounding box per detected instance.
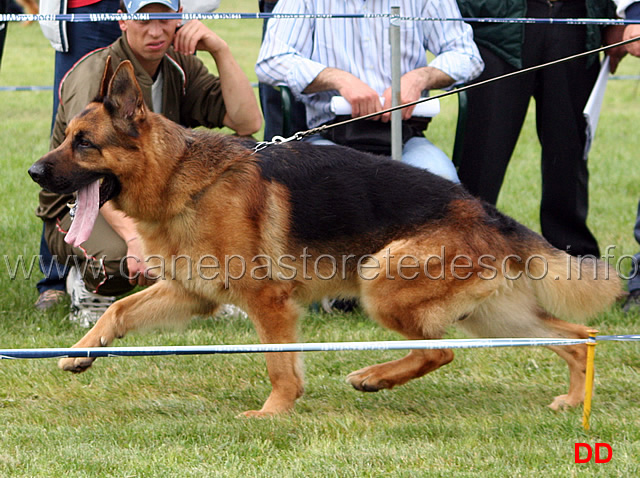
[28,57,149,246]
[29,56,147,201]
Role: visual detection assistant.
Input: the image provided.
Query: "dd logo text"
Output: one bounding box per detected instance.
[574,443,612,463]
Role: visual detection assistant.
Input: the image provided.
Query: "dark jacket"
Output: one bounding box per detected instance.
[38,33,227,220]
[456,0,618,68]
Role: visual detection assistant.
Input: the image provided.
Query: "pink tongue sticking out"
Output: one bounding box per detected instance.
[65,179,100,248]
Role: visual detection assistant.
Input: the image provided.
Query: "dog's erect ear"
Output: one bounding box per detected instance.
[99,55,114,99]
[105,60,147,133]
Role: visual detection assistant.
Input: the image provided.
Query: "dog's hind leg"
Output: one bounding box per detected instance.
[346,345,455,392]
[346,284,471,391]
[58,282,211,373]
[346,293,458,392]
[240,283,305,418]
[346,245,469,392]
[542,317,590,411]
[457,282,591,410]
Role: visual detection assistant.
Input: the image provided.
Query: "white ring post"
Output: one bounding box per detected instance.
[390,6,402,161]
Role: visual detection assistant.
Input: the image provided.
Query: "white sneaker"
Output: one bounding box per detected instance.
[215,304,248,320]
[65,266,115,328]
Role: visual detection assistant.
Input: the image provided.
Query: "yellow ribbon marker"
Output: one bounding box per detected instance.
[582,330,598,431]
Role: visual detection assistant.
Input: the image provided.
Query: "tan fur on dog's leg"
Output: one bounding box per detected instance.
[59,283,211,373]
[547,343,588,411]
[345,239,473,392]
[240,285,304,418]
[240,350,304,418]
[459,284,592,410]
[543,318,590,410]
[347,348,454,392]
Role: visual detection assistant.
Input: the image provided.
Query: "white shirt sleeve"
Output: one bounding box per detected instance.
[256,0,327,97]
[422,0,484,85]
[615,0,638,17]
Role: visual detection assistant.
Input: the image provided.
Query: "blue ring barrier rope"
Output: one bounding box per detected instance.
[597,334,640,342]
[1,335,637,360]
[0,86,53,91]
[2,13,640,25]
[4,76,639,92]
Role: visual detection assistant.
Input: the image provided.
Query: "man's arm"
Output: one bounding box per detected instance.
[606,1,640,71]
[622,2,640,57]
[174,20,262,136]
[373,0,481,121]
[305,66,454,121]
[304,67,382,118]
[380,67,455,121]
[100,202,153,286]
[258,9,374,118]
[255,0,326,98]
[50,107,67,150]
[421,0,484,85]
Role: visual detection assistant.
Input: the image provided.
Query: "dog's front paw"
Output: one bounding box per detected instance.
[237,409,277,419]
[58,356,95,373]
[548,394,581,411]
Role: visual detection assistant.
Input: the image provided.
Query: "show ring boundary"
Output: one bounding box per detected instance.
[2,10,640,431]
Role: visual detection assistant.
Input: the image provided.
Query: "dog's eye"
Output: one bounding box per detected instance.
[74,137,95,150]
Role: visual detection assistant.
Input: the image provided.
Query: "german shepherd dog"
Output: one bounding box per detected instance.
[29,59,622,417]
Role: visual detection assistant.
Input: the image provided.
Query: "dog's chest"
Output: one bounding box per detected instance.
[139,227,231,299]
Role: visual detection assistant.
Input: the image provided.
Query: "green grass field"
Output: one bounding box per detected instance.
[1,2,640,476]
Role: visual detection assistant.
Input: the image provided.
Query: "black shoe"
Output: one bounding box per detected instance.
[622,289,640,314]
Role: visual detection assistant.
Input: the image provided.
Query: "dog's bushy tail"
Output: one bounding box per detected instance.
[478,201,623,321]
[514,236,622,321]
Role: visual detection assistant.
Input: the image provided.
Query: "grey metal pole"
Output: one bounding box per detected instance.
[390,6,402,161]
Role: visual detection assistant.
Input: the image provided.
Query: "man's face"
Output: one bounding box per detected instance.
[119,4,182,68]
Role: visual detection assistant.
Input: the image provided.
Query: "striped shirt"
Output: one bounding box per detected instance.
[256,0,484,128]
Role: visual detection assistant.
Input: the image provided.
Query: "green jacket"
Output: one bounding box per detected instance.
[38,33,227,220]
[456,0,618,69]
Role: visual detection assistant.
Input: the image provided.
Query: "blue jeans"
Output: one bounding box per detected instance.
[306,134,460,183]
[37,225,66,293]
